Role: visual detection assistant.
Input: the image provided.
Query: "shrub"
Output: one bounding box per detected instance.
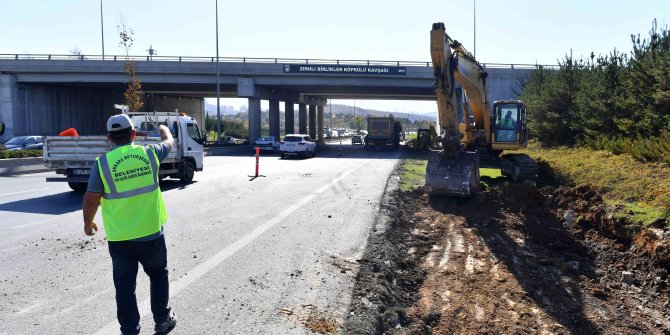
[0,149,43,159]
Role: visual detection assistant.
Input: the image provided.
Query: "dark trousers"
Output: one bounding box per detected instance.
[108,235,171,335]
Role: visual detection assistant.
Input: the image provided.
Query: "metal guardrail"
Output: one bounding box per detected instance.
[0,53,558,70]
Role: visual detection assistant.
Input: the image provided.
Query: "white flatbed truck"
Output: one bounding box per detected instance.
[43,110,204,192]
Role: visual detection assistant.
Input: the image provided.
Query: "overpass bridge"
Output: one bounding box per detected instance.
[0,54,538,141]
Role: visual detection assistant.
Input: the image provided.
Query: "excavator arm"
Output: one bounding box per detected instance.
[425,22,486,197]
[430,22,491,148]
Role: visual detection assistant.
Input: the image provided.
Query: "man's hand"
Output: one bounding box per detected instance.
[82,191,102,237]
[84,221,98,236]
[158,125,175,151]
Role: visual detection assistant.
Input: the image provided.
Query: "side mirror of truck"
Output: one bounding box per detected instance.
[0,122,4,136]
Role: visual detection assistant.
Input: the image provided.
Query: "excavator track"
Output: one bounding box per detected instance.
[502,153,538,182]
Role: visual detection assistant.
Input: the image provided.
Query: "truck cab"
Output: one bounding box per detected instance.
[129,111,204,182]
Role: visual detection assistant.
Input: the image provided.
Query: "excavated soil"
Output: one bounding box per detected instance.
[344,181,670,334]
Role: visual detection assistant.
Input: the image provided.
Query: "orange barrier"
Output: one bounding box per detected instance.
[254,147,260,177]
[59,128,79,136]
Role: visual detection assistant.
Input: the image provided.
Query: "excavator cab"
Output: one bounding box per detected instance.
[491,100,528,150]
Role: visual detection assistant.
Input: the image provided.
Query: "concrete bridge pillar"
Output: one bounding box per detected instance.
[269,99,280,138]
[308,104,316,139]
[298,103,307,134]
[284,101,294,135]
[248,97,261,142]
[0,74,19,141]
[317,105,324,142]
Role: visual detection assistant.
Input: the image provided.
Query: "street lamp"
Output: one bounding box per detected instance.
[100,0,105,59]
[473,0,476,58]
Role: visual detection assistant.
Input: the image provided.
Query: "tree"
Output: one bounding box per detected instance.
[69,46,83,60]
[352,115,365,131]
[521,19,670,157]
[118,18,143,113]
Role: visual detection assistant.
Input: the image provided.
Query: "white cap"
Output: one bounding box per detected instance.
[107,114,132,132]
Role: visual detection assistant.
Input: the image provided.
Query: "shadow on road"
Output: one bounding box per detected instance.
[0,180,198,214]
[159,180,199,192]
[0,191,83,214]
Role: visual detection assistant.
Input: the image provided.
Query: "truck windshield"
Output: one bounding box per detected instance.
[140,122,167,131]
[187,123,202,143]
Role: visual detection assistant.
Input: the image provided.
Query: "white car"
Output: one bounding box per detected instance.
[253,136,280,153]
[280,134,316,158]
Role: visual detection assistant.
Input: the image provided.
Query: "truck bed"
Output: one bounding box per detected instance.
[43,136,180,170]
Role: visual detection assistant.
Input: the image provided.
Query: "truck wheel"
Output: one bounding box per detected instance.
[68,182,88,193]
[180,161,195,183]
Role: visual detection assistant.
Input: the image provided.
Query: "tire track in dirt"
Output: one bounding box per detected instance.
[344,181,670,335]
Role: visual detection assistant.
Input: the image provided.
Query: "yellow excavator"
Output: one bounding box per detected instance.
[425,22,538,197]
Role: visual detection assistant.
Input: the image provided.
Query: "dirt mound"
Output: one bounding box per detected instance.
[344,181,670,334]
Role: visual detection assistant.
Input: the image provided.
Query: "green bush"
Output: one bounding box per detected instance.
[0,149,43,159]
[583,131,670,164]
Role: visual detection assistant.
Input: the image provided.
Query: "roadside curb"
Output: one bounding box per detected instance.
[0,144,341,176]
[0,157,49,176]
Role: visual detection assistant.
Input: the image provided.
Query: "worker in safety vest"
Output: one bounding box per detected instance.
[497,110,516,130]
[82,114,176,335]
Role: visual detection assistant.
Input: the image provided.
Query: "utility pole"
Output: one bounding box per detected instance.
[473,0,476,58]
[353,100,355,129]
[100,0,105,60]
[215,0,222,143]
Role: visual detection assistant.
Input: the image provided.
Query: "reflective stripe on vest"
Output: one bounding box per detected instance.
[98,147,159,200]
[97,145,167,241]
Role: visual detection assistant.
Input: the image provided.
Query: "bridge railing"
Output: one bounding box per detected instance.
[0,53,558,69]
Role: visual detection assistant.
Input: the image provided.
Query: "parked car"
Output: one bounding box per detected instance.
[221,136,238,145]
[351,135,364,145]
[253,136,280,153]
[3,136,44,150]
[280,134,317,158]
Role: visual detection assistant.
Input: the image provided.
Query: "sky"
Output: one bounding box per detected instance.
[1,0,668,114]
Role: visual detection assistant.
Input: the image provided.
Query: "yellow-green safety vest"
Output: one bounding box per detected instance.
[501,117,515,129]
[97,144,167,241]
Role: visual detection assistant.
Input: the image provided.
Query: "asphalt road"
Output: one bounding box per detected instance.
[0,143,401,334]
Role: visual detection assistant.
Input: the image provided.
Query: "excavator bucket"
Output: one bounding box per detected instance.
[424,149,480,197]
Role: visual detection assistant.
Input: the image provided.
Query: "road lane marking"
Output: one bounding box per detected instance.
[51,289,112,317]
[0,187,50,197]
[8,216,63,230]
[14,300,46,316]
[94,161,370,335]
